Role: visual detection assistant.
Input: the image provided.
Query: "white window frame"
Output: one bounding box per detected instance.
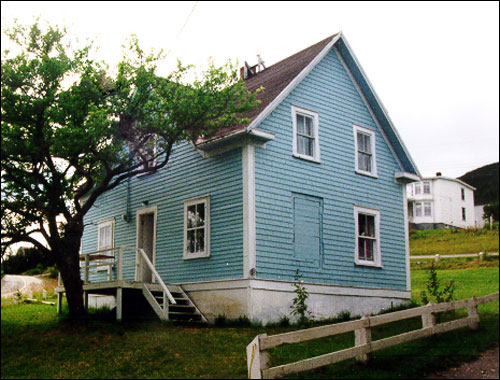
[424,202,432,217]
[291,105,320,163]
[353,125,378,178]
[97,218,115,273]
[415,202,423,217]
[415,182,422,195]
[423,181,431,194]
[354,206,382,267]
[183,196,210,260]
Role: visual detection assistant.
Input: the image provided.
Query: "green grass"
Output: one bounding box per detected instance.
[410,228,499,256]
[1,267,498,379]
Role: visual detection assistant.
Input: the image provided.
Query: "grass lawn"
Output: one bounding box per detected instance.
[410,228,499,256]
[1,265,498,379]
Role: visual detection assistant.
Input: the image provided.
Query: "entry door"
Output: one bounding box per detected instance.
[137,209,156,283]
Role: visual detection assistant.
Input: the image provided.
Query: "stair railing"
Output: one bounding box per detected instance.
[137,248,176,305]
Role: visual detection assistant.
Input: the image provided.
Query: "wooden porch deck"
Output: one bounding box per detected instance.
[56,247,206,323]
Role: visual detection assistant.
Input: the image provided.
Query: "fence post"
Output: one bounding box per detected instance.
[478,252,484,262]
[467,296,480,331]
[355,314,372,364]
[434,254,440,263]
[422,302,436,331]
[247,333,269,379]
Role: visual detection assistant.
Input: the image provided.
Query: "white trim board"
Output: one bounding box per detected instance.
[135,205,158,281]
[242,144,256,279]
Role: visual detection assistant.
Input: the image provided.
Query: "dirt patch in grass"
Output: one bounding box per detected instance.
[427,344,499,379]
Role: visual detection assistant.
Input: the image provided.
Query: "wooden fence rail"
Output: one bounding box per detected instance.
[246,292,499,379]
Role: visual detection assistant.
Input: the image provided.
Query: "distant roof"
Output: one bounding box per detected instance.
[198,33,420,176]
[422,176,476,191]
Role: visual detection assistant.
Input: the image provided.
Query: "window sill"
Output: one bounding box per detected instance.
[355,169,378,178]
[183,252,210,260]
[354,260,383,268]
[293,153,321,164]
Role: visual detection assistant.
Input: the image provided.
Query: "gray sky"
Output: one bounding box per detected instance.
[2,1,499,178]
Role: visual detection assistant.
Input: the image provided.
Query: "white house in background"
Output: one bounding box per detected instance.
[407,173,476,230]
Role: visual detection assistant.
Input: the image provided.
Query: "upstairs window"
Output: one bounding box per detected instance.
[183,196,210,259]
[415,183,422,195]
[461,188,465,201]
[423,181,431,194]
[354,206,382,267]
[292,106,320,162]
[354,125,377,177]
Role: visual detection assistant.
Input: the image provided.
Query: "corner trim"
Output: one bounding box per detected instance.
[242,145,256,279]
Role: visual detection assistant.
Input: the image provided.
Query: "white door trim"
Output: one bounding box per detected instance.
[135,205,158,282]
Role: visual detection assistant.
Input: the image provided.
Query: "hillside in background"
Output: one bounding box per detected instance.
[459,162,499,205]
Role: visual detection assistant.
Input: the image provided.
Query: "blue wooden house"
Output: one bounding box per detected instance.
[72,32,421,323]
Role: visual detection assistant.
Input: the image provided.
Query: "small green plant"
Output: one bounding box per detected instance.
[290,269,312,325]
[214,314,227,326]
[420,263,456,305]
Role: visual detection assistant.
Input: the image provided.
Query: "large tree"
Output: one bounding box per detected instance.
[1,22,259,319]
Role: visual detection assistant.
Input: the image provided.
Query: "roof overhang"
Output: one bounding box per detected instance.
[196,128,275,157]
[395,171,421,184]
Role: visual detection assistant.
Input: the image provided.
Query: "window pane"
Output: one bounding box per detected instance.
[358,238,374,262]
[358,213,366,236]
[415,203,422,216]
[424,202,432,216]
[415,183,421,194]
[358,152,372,172]
[99,225,112,249]
[423,182,430,194]
[196,203,205,227]
[304,116,314,137]
[297,114,305,134]
[187,205,196,228]
[358,238,366,260]
[187,230,195,253]
[357,133,364,152]
[366,215,375,237]
[298,135,314,157]
[196,229,205,252]
[365,239,374,261]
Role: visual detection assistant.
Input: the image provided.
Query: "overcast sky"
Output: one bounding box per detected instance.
[2,1,499,178]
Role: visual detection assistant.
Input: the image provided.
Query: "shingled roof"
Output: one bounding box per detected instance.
[204,33,339,142]
[196,32,420,177]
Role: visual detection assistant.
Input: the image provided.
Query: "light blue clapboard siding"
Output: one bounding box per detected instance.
[254,48,407,290]
[82,143,244,283]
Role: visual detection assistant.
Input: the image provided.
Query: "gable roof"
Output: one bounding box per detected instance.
[198,32,420,176]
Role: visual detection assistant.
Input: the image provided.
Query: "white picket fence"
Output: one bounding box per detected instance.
[246,292,499,379]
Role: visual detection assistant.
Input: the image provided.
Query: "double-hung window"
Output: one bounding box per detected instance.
[183,196,210,259]
[292,106,320,162]
[423,181,431,194]
[462,207,467,221]
[461,188,465,201]
[354,125,377,177]
[97,219,115,273]
[354,206,382,267]
[424,202,432,216]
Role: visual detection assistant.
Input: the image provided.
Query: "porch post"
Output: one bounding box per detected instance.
[116,287,123,321]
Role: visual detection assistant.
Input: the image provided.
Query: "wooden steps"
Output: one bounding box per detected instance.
[142,284,207,324]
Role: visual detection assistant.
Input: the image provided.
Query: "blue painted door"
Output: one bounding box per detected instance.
[293,194,323,265]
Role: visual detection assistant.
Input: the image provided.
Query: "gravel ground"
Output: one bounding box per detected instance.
[427,345,499,379]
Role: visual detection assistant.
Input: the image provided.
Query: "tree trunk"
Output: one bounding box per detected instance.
[53,222,87,320]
